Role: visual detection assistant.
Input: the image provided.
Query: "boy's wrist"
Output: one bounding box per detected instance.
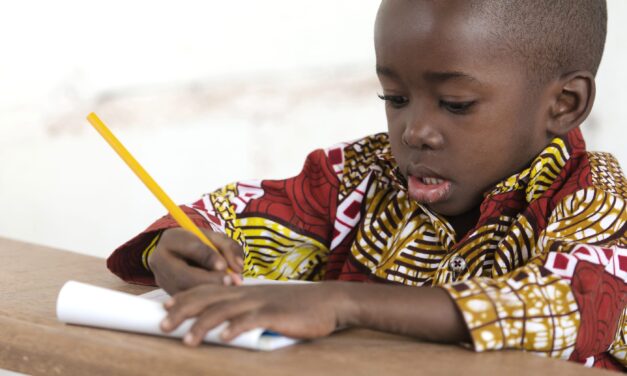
[329,282,471,344]
[331,282,363,329]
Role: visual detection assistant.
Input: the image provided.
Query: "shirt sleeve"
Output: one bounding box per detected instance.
[442,187,627,371]
[106,147,341,285]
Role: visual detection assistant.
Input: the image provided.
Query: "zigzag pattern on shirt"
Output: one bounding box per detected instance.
[350,183,459,286]
[208,183,246,247]
[339,133,391,200]
[589,152,627,198]
[493,214,537,275]
[541,187,627,247]
[488,137,570,201]
[236,216,329,281]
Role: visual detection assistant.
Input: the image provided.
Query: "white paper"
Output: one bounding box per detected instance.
[56,280,300,350]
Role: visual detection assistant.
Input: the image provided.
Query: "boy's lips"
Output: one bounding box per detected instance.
[406,167,452,204]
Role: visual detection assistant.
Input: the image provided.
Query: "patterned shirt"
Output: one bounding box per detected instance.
[108,128,627,371]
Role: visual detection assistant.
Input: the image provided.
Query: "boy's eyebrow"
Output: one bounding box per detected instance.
[423,71,481,85]
[376,64,399,79]
[376,65,482,85]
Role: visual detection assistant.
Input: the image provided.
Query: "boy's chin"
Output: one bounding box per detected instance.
[422,197,480,218]
[422,202,457,217]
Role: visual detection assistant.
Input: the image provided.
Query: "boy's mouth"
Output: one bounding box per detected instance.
[407,175,452,204]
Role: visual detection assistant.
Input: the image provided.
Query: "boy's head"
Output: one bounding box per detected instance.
[375,0,607,217]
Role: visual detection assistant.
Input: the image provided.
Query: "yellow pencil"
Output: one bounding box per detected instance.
[86,112,233,274]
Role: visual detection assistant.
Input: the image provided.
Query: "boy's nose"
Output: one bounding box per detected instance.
[401,119,444,151]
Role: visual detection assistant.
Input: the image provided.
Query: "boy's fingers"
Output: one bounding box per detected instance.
[203,230,245,274]
[162,285,240,332]
[156,254,232,295]
[221,311,267,342]
[151,252,189,294]
[165,228,243,273]
[161,287,215,332]
[186,300,257,346]
[168,230,229,272]
[175,265,233,291]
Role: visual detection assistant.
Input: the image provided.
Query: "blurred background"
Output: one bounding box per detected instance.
[0,0,625,259]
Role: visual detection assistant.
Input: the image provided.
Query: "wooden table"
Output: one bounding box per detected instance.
[0,237,614,375]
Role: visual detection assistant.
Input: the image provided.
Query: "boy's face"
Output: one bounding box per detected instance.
[375,0,552,216]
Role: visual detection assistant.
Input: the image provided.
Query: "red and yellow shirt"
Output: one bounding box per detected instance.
[108,128,627,371]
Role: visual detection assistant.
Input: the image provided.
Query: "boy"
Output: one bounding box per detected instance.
[108,0,626,371]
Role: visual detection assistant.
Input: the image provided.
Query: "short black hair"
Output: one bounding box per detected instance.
[472,0,607,84]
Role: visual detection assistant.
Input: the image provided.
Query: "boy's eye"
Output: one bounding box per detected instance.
[439,100,475,114]
[377,93,408,108]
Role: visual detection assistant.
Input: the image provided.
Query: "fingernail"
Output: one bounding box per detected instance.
[161,318,172,331]
[184,333,195,345]
[215,260,226,270]
[164,299,175,308]
[221,328,231,340]
[231,274,242,285]
[223,275,232,286]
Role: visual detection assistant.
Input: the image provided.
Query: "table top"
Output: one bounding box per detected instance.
[0,237,613,376]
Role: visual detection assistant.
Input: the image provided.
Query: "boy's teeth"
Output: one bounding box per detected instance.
[422,177,444,185]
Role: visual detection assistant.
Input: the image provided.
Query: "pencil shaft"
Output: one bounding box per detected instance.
[86,112,220,256]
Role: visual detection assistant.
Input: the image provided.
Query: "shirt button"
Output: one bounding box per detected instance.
[449,256,467,274]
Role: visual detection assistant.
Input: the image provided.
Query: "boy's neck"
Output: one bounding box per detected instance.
[443,207,481,240]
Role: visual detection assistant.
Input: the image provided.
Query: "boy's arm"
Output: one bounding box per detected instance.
[440,187,627,370]
[442,244,626,369]
[161,241,623,372]
[160,278,472,346]
[343,242,625,369]
[338,283,472,344]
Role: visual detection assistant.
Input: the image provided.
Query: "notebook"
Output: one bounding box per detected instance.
[56,278,310,351]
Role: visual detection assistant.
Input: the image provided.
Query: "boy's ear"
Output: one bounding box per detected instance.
[546,71,595,136]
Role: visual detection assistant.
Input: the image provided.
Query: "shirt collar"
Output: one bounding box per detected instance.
[484,128,585,202]
[373,128,586,241]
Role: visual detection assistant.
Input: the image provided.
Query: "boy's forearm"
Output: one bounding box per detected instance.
[335,282,471,344]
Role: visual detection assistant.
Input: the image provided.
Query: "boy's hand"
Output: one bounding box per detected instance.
[160,283,346,346]
[159,282,471,347]
[148,228,245,294]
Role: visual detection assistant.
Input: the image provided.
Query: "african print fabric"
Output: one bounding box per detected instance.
[107,128,627,371]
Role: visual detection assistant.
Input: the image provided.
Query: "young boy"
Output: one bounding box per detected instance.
[108,0,626,371]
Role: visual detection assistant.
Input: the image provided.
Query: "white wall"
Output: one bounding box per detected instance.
[0,0,624,258]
